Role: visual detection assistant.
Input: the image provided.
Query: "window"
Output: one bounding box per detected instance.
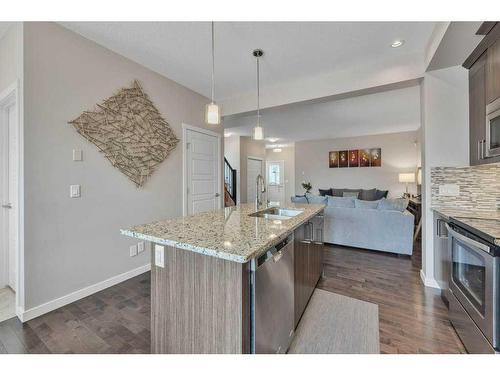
[268,163,281,185]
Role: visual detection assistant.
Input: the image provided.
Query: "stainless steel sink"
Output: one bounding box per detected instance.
[249,207,304,220]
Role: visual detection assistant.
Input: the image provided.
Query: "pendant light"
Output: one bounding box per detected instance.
[253,49,264,140]
[205,21,221,125]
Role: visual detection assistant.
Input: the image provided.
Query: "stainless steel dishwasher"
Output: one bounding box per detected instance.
[250,234,295,354]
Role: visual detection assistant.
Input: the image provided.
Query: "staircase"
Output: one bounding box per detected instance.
[224,158,237,207]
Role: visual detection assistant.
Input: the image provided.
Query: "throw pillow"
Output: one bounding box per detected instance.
[330,188,344,197]
[305,193,327,204]
[327,196,355,208]
[360,188,377,201]
[354,199,380,209]
[318,188,333,196]
[375,189,389,200]
[377,198,409,212]
[343,191,359,198]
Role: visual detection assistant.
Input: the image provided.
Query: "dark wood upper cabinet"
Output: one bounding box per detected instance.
[468,25,500,166]
[487,38,500,104]
[469,52,487,166]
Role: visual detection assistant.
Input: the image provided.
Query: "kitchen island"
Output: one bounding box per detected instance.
[121,202,325,354]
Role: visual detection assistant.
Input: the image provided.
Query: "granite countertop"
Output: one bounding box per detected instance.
[432,207,500,246]
[121,203,325,263]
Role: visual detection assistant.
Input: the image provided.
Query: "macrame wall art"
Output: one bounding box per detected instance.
[69,80,179,187]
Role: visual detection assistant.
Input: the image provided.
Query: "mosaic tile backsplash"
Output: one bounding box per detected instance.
[431,162,500,212]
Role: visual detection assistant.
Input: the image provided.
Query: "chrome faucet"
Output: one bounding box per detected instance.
[255,174,266,210]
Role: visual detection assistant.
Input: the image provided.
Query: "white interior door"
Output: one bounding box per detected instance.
[1,95,18,291]
[186,128,221,215]
[247,157,263,204]
[266,160,285,205]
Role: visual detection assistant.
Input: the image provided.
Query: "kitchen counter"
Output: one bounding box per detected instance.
[432,207,500,246]
[121,202,325,263]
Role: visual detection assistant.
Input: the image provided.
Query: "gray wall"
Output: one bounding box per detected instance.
[0,23,22,93]
[23,22,219,310]
[295,131,420,198]
[239,137,266,203]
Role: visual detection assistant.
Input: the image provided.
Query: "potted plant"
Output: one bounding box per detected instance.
[301,181,312,194]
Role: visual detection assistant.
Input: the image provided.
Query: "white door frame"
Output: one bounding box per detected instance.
[182,123,222,216]
[0,80,24,319]
[266,159,285,204]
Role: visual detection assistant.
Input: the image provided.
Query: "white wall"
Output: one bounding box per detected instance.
[265,146,295,202]
[295,131,420,198]
[22,22,219,312]
[420,65,469,287]
[223,135,241,204]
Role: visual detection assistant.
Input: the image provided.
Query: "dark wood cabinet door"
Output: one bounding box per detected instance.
[469,52,487,166]
[487,38,500,104]
[294,223,309,327]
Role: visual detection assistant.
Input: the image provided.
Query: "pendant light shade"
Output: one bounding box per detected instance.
[252,49,264,140]
[253,125,263,140]
[205,21,221,125]
[205,103,221,125]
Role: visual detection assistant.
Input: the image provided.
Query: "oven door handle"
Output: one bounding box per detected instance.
[445,223,491,254]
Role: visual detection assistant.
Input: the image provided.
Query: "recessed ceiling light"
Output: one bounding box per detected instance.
[391,40,405,48]
[273,148,282,153]
[224,132,232,138]
[267,137,279,143]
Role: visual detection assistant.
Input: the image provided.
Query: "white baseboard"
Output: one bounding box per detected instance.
[420,269,440,289]
[18,263,151,322]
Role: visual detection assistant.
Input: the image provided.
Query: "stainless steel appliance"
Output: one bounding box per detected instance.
[251,234,295,354]
[485,97,500,158]
[447,219,500,353]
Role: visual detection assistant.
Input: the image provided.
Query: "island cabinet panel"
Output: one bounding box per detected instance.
[294,219,324,327]
[151,245,251,354]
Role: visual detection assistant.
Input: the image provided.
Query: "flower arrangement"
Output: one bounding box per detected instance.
[301,181,312,194]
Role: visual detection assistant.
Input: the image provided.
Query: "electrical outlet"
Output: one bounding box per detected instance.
[439,184,460,196]
[155,244,165,268]
[129,245,138,257]
[137,241,145,254]
[72,149,83,161]
[70,184,81,198]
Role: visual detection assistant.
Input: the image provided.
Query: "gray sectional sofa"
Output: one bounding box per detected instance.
[292,192,415,255]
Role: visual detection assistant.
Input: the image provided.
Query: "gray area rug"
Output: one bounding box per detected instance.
[288,289,380,354]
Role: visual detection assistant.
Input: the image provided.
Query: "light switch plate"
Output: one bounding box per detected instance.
[73,149,83,161]
[129,245,138,257]
[70,184,81,198]
[137,241,145,253]
[154,244,165,268]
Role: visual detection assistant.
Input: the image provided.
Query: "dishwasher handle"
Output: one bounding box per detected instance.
[256,235,292,267]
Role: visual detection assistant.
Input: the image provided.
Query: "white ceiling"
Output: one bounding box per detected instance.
[223,84,421,144]
[60,22,436,114]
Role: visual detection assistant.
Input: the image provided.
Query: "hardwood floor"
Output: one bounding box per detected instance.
[0,272,150,354]
[317,244,466,354]
[0,244,465,354]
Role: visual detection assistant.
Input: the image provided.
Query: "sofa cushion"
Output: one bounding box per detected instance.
[291,195,308,204]
[318,188,333,196]
[354,199,380,209]
[375,189,389,200]
[360,188,377,201]
[343,191,359,198]
[327,196,355,208]
[378,198,408,212]
[305,193,327,204]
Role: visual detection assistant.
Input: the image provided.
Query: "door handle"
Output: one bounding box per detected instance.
[215,193,220,197]
[2,203,12,209]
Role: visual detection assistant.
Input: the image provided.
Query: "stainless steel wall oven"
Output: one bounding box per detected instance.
[447,220,500,353]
